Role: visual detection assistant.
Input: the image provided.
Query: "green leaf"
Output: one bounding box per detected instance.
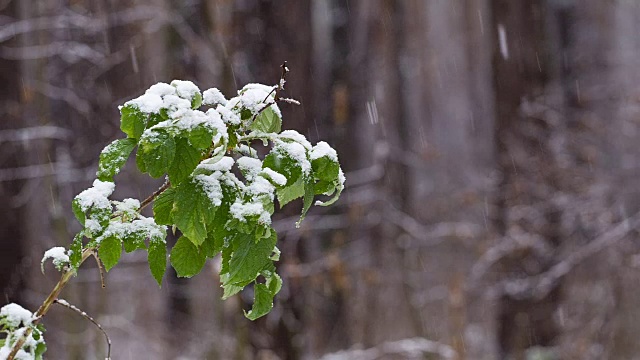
[69,233,83,270]
[250,106,281,134]
[266,271,282,295]
[296,179,315,227]
[202,206,229,258]
[201,182,237,258]
[222,283,245,300]
[244,283,274,320]
[147,112,166,129]
[313,179,336,196]
[137,130,176,178]
[168,138,201,185]
[87,206,111,236]
[99,235,122,272]
[263,151,306,207]
[224,230,277,286]
[72,198,85,226]
[191,91,203,109]
[170,236,206,278]
[185,124,214,149]
[123,230,147,253]
[120,105,146,139]
[35,341,47,360]
[315,168,344,207]
[153,187,176,225]
[276,176,304,207]
[97,138,137,181]
[311,156,340,182]
[244,269,281,320]
[227,130,238,149]
[135,148,147,173]
[172,180,215,246]
[263,153,302,187]
[148,240,167,286]
[241,108,252,120]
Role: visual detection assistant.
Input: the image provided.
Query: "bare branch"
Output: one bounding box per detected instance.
[54,299,111,360]
[139,180,171,211]
[0,163,92,182]
[318,337,456,360]
[91,253,106,288]
[0,126,71,142]
[387,206,482,247]
[484,211,640,300]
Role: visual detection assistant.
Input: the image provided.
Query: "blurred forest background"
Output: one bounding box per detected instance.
[2,0,640,359]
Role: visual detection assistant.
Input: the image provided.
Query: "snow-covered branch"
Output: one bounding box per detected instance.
[319,337,456,360]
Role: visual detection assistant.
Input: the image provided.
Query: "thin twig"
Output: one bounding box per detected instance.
[483,211,640,300]
[92,253,106,288]
[249,61,297,125]
[7,249,94,359]
[54,299,112,360]
[139,179,170,211]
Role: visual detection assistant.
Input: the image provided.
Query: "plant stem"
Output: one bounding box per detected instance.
[6,248,93,360]
[139,180,170,211]
[8,179,171,359]
[54,299,111,360]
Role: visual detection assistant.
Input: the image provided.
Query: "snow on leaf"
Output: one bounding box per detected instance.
[203,88,228,106]
[237,156,262,180]
[96,138,137,181]
[217,104,241,125]
[125,92,163,114]
[0,303,32,328]
[279,130,312,150]
[41,247,69,273]
[261,168,287,186]
[75,179,115,212]
[171,80,200,101]
[310,141,338,161]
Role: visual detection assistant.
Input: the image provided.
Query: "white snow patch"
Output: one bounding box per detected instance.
[236,83,282,118]
[310,141,338,161]
[273,139,311,175]
[230,200,271,225]
[203,88,228,106]
[198,156,235,173]
[171,80,200,100]
[338,168,345,186]
[115,198,140,214]
[205,108,228,140]
[195,174,223,207]
[163,94,192,117]
[98,216,166,244]
[246,176,275,198]
[126,92,163,113]
[0,303,33,327]
[147,82,176,97]
[75,179,115,211]
[237,157,262,180]
[41,247,70,271]
[84,219,102,233]
[279,130,312,150]
[133,217,166,242]
[216,104,241,125]
[261,168,286,186]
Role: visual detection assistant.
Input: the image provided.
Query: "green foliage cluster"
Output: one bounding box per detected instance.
[3,76,344,359]
[65,79,343,319]
[0,304,46,359]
